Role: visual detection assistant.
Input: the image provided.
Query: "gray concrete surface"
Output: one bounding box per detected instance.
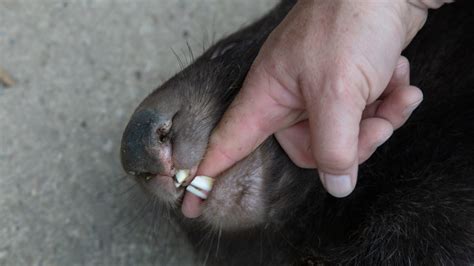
[0,0,276,265]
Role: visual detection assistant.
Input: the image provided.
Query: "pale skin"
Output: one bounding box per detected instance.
[182,0,453,218]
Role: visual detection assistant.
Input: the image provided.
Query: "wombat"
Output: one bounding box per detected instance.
[120,0,474,265]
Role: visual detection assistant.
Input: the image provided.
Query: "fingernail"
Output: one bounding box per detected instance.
[376,131,393,148]
[404,100,422,116]
[319,171,353,198]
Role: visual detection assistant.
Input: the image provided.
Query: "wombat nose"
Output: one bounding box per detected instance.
[120,109,174,178]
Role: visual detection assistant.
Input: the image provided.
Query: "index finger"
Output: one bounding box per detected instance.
[197,69,295,177]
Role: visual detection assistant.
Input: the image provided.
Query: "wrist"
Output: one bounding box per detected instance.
[408,0,454,9]
[398,0,452,46]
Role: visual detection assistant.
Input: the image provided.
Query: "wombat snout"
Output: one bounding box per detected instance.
[121,109,175,179]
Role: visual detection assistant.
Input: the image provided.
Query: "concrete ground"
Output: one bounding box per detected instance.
[0,0,276,265]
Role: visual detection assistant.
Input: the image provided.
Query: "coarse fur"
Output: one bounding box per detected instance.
[120,0,474,265]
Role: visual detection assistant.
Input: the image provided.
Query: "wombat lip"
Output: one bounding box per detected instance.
[132,172,155,181]
[130,169,200,203]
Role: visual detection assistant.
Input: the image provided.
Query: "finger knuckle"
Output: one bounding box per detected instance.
[317,65,372,107]
[317,150,355,171]
[397,56,410,69]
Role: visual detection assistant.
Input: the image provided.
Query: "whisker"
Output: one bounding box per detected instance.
[202,228,216,266]
[114,174,133,184]
[186,40,195,62]
[201,29,208,54]
[112,181,139,197]
[211,13,217,45]
[116,198,153,236]
[215,223,222,258]
[150,196,161,241]
[171,47,185,70]
[196,225,213,248]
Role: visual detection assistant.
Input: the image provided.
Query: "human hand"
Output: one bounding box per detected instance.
[182,0,448,218]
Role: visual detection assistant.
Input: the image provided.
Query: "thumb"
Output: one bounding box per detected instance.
[197,67,300,177]
[304,79,366,198]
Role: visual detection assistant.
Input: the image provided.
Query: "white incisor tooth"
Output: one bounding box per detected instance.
[175,169,190,185]
[186,185,207,199]
[189,175,214,192]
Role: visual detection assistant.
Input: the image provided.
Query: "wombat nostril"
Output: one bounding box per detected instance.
[158,135,167,143]
[156,120,172,143]
[157,132,168,143]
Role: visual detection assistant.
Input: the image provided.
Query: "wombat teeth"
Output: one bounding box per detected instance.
[174,169,190,188]
[189,175,214,192]
[175,170,214,199]
[186,176,214,199]
[186,185,208,199]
